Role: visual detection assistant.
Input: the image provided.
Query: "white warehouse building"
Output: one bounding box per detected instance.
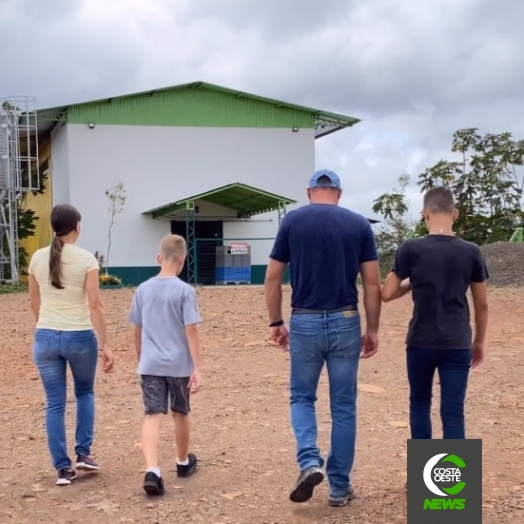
[31,81,360,285]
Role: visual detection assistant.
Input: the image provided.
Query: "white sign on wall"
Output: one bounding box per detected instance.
[230,243,249,255]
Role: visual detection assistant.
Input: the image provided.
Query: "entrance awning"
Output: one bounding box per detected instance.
[143,183,297,219]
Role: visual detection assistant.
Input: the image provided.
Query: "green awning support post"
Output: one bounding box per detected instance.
[278,200,287,224]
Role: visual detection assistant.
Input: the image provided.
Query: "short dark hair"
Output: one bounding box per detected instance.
[423,187,455,214]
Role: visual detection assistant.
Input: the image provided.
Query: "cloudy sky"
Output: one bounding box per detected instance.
[2,0,523,219]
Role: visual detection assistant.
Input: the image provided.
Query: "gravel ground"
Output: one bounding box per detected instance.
[481,241,524,287]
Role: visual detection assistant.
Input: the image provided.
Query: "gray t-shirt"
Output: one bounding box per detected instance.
[127,276,202,377]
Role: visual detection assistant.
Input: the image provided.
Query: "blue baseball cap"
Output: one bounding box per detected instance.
[308,169,342,190]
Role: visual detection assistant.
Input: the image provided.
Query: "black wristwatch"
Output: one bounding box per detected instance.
[269,320,284,327]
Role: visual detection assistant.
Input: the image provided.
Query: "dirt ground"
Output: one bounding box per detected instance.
[0,285,523,524]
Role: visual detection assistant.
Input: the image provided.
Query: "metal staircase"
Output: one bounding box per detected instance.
[0,97,39,282]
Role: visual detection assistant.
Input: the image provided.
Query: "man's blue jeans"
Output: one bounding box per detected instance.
[33,329,98,470]
[407,347,471,439]
[289,311,361,498]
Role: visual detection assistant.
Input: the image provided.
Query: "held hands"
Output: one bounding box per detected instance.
[269,325,290,352]
[188,368,202,394]
[361,331,379,359]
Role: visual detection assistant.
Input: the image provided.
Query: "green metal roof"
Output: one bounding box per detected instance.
[34,81,360,138]
[143,183,296,219]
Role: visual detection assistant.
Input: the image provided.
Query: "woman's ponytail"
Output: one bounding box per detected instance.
[49,235,65,289]
[49,204,82,289]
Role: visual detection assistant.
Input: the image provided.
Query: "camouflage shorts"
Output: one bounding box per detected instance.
[140,375,190,415]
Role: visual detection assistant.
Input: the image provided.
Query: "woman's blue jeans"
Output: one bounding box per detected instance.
[33,329,98,470]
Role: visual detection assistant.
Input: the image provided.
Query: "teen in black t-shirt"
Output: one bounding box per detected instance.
[382,186,489,439]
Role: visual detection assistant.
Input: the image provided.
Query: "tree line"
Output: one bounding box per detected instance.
[372,128,524,277]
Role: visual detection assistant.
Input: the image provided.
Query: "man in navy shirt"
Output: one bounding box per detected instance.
[382,186,489,441]
[264,169,382,507]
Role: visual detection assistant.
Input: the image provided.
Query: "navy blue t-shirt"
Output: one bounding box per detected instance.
[269,203,378,309]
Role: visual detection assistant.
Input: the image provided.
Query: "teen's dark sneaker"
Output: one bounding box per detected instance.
[176,453,198,478]
[289,466,324,503]
[328,485,356,507]
[75,454,100,471]
[143,471,165,496]
[56,468,78,486]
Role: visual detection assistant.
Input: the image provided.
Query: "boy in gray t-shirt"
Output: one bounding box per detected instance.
[127,234,202,497]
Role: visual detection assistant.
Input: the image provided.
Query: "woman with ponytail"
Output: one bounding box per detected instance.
[27,204,114,486]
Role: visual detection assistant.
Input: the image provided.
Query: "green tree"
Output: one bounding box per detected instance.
[372,174,418,277]
[418,128,524,244]
[1,199,42,277]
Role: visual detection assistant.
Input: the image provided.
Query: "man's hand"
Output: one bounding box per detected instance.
[188,368,202,394]
[101,346,114,372]
[361,332,379,359]
[269,325,289,351]
[471,342,485,369]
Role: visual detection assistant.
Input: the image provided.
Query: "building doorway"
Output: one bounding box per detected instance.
[170,220,223,284]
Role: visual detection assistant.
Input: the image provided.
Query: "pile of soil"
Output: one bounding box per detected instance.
[481,241,524,287]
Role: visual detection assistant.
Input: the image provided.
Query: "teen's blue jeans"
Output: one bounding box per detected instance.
[407,347,471,439]
[33,329,98,470]
[289,311,361,498]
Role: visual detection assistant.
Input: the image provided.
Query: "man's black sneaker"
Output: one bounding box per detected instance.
[56,468,78,486]
[176,453,198,478]
[143,471,165,496]
[75,454,100,471]
[289,466,324,503]
[328,485,356,507]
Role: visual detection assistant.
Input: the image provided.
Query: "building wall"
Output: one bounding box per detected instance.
[50,124,70,205]
[63,123,313,283]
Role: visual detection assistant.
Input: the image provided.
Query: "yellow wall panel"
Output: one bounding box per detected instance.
[19,138,53,268]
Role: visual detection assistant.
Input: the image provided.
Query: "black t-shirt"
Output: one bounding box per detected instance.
[393,235,489,350]
[269,203,378,309]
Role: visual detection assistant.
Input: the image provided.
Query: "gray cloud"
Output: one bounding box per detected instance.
[1,0,523,217]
